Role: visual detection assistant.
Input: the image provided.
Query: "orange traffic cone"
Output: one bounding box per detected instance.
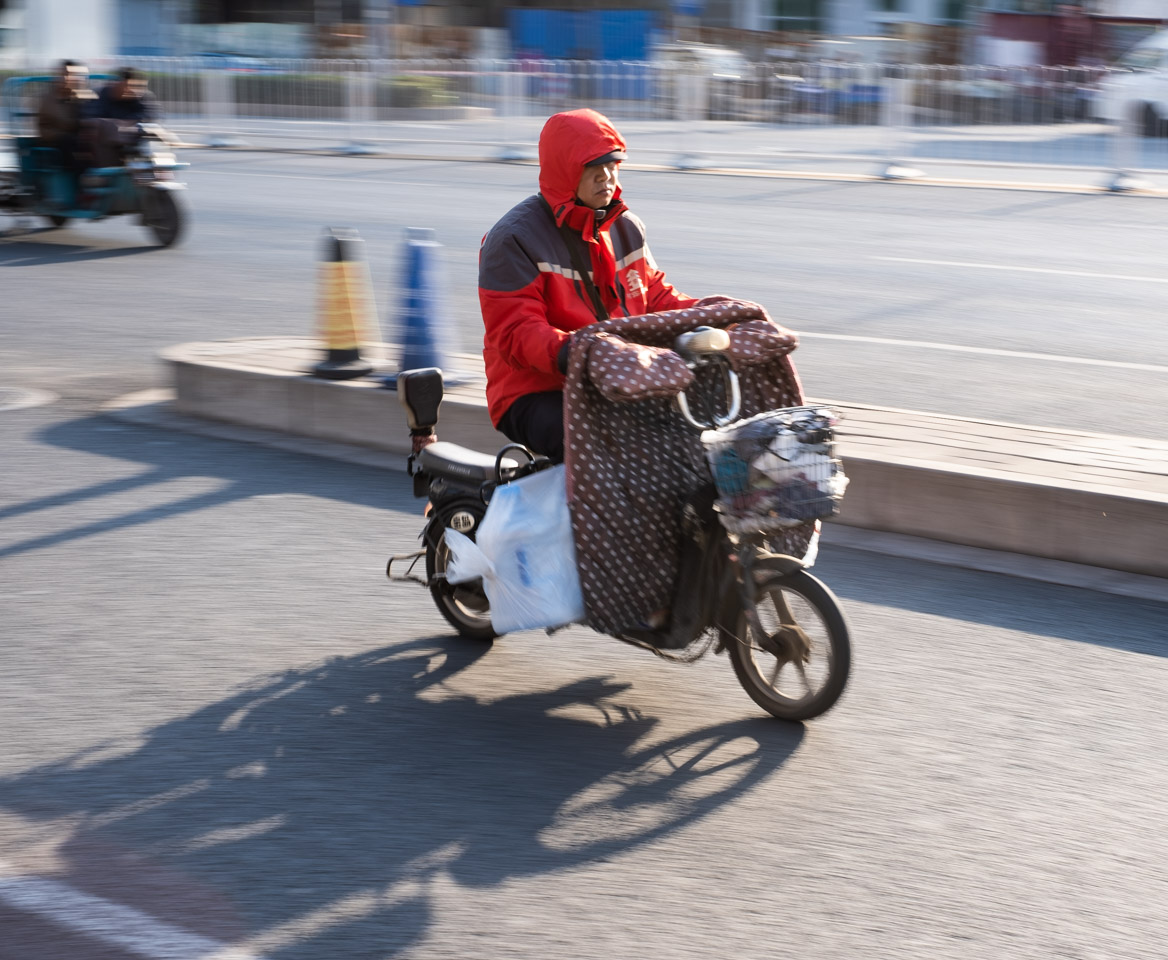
[312,227,375,380]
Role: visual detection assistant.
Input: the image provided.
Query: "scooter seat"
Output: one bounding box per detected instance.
[417,441,518,484]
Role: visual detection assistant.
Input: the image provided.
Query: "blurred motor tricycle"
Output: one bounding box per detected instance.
[0,75,188,246]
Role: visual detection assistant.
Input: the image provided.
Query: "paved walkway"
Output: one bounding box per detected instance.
[834,402,1168,499]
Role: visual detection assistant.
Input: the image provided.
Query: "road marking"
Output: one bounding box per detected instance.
[0,387,55,412]
[193,170,439,186]
[89,779,212,829]
[796,332,1168,374]
[182,815,288,853]
[0,861,265,960]
[876,256,1168,284]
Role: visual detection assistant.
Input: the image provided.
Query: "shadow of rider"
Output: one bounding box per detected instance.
[0,637,803,956]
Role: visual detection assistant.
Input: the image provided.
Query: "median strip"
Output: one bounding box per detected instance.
[153,337,1168,582]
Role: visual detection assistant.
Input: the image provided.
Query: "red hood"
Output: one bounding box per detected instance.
[538,109,627,226]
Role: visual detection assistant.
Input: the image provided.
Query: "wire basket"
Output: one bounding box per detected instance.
[701,406,848,534]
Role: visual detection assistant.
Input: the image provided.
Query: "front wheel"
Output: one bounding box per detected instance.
[142,188,184,247]
[724,567,850,722]
[425,525,497,642]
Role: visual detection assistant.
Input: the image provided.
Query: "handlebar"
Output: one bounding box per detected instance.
[674,326,730,358]
[672,327,741,430]
[138,123,180,145]
[676,361,741,431]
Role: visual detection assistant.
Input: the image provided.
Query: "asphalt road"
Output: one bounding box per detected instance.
[2,397,1167,960]
[4,150,1168,440]
[3,153,1168,958]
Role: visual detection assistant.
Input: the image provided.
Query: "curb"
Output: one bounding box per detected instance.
[836,454,1168,578]
[176,141,1168,197]
[159,338,1168,582]
[163,341,506,457]
[104,387,1168,606]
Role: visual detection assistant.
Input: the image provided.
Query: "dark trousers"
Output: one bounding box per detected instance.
[89,117,131,169]
[497,391,564,463]
[46,134,87,175]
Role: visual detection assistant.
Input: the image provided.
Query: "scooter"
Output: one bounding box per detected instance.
[388,325,851,722]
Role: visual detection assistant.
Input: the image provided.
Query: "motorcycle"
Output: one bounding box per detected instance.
[0,76,188,247]
[388,314,852,722]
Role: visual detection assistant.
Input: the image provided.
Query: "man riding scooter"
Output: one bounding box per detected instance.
[394,110,847,715]
[479,109,708,463]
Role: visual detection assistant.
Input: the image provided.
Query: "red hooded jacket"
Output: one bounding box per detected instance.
[479,109,698,426]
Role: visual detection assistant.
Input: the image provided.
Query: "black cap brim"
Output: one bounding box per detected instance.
[584,150,627,166]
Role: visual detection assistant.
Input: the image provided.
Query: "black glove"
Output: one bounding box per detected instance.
[556,340,571,375]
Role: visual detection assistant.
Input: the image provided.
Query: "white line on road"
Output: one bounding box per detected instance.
[193,170,440,187]
[875,256,1168,284]
[796,332,1168,374]
[0,862,264,960]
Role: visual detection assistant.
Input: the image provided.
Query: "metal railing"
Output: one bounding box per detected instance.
[29,57,1167,191]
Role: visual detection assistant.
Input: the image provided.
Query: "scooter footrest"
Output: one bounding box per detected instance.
[386,550,427,586]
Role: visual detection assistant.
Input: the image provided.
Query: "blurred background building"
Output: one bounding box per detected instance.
[0,0,1165,66]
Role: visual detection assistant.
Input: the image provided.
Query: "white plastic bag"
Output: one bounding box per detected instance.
[444,464,585,634]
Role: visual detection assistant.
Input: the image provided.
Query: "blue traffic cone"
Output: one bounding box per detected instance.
[383,228,467,388]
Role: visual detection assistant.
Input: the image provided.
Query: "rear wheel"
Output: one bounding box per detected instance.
[724,566,850,721]
[425,524,497,642]
[46,215,69,228]
[143,189,184,247]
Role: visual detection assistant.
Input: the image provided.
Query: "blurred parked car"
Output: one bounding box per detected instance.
[192,53,280,74]
[787,64,886,124]
[918,67,1096,127]
[651,43,760,120]
[1095,29,1168,134]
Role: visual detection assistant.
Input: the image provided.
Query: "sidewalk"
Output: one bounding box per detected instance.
[126,118,1168,194]
[8,122,1168,194]
[154,336,1168,583]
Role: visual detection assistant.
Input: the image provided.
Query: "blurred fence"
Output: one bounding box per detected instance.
[46,57,1168,190]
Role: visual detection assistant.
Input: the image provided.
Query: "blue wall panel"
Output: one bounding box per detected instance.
[508,9,656,62]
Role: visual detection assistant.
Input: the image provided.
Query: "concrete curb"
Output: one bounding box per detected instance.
[837,455,1168,578]
[175,142,1168,197]
[163,340,505,457]
[104,387,1168,606]
[105,388,407,472]
[160,338,1168,582]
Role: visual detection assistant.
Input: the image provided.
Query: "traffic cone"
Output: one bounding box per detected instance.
[383,227,467,388]
[312,227,376,381]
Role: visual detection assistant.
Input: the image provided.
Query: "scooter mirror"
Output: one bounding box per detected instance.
[397,367,444,431]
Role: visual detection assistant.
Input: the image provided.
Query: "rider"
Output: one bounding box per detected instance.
[478,108,700,463]
[95,67,160,124]
[91,67,161,169]
[36,60,97,174]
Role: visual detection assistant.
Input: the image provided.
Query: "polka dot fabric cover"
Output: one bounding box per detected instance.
[586,332,695,402]
[564,298,812,639]
[726,319,802,367]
